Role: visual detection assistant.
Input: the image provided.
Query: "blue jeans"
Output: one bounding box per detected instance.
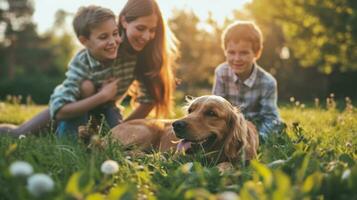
[56,102,122,138]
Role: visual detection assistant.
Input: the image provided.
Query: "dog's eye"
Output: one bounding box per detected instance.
[205,110,218,117]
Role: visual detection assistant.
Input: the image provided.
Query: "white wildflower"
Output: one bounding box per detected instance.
[27,173,54,196]
[9,161,33,177]
[181,162,193,174]
[341,169,351,180]
[18,134,26,139]
[101,160,119,175]
[267,159,286,168]
[217,191,239,200]
[345,142,352,148]
[137,165,145,170]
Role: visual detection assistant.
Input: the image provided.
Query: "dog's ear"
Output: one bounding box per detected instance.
[244,122,259,160]
[223,109,248,161]
[185,95,195,102]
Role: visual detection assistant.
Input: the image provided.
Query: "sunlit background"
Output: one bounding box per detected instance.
[33,0,250,34]
[0,2,356,198]
[0,0,356,104]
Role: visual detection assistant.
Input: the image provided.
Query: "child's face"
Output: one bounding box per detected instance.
[81,18,121,63]
[225,40,258,80]
[121,13,158,51]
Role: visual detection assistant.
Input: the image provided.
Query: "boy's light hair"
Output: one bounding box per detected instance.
[221,21,263,58]
[72,5,115,38]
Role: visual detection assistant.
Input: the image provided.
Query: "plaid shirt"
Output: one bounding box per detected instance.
[49,48,153,118]
[212,62,281,137]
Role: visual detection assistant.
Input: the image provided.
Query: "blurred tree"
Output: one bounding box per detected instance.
[0,1,75,103]
[0,0,34,79]
[169,9,224,95]
[248,0,357,74]
[45,9,75,77]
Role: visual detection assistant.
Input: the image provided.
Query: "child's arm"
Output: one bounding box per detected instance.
[50,51,92,119]
[258,81,281,138]
[124,103,154,122]
[55,79,119,120]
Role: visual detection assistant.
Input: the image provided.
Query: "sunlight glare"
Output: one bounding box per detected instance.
[33,0,251,34]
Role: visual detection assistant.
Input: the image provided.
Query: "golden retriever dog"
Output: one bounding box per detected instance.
[110,95,259,164]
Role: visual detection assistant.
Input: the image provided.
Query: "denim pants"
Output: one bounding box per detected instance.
[56,102,122,138]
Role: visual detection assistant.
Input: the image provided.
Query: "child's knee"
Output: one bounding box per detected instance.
[80,80,96,98]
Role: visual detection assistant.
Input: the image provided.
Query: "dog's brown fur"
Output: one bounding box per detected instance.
[111,95,259,163]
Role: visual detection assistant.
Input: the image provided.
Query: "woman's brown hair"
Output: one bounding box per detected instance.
[119,0,179,117]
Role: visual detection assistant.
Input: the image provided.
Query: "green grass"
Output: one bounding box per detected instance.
[0,102,47,124]
[0,99,356,200]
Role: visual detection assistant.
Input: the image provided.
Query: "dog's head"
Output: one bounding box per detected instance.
[173,95,253,161]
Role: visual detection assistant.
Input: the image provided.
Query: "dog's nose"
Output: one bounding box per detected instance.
[172,120,187,137]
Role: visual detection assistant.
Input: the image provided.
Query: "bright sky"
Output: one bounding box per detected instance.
[33,0,251,34]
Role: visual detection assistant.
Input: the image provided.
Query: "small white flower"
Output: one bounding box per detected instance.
[267,159,286,168]
[217,191,239,200]
[137,165,145,170]
[345,142,352,148]
[101,160,119,175]
[9,161,33,177]
[341,169,351,180]
[289,97,295,102]
[18,134,26,139]
[27,173,54,197]
[186,162,193,169]
[181,162,193,174]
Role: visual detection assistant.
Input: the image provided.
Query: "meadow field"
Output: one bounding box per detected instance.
[0,95,356,200]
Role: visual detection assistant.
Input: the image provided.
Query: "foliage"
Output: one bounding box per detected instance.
[0,99,46,124]
[0,1,75,103]
[169,9,225,95]
[0,99,356,199]
[0,75,64,104]
[248,0,357,74]
[1,2,357,102]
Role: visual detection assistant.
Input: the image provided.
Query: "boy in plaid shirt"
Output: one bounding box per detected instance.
[50,5,123,137]
[212,21,283,140]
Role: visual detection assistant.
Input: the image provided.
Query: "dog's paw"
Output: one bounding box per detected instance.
[78,125,98,142]
[87,135,106,150]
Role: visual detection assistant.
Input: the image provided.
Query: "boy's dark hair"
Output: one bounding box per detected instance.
[222,21,263,57]
[72,5,115,38]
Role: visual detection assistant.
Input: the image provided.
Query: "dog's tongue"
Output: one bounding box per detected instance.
[177,139,192,152]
